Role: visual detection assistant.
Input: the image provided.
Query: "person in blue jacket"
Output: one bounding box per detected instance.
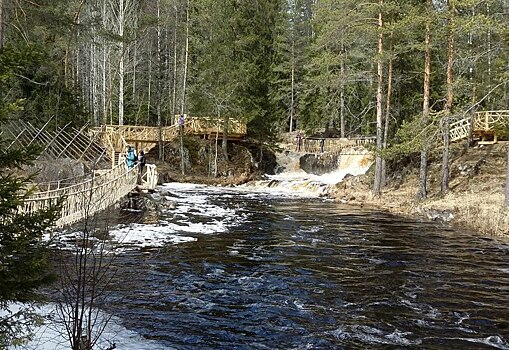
[126,146,137,169]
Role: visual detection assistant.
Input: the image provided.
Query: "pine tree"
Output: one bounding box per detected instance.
[0,46,60,347]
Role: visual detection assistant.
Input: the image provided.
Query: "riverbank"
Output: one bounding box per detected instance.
[331,142,509,238]
[148,138,509,238]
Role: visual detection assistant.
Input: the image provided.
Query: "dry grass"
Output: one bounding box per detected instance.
[332,143,509,239]
[420,190,509,236]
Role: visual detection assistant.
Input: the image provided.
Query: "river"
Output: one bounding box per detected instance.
[74,182,509,350]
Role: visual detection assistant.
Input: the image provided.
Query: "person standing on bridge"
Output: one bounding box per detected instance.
[137,150,146,184]
[126,146,137,169]
[178,114,185,129]
[295,132,303,152]
[138,151,146,173]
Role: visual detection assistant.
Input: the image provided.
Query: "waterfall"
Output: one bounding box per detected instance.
[245,147,373,196]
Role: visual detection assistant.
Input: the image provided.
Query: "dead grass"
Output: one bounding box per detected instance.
[332,143,509,239]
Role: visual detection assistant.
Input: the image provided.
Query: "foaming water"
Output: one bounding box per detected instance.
[110,185,509,348]
[253,149,373,195]
[31,184,509,349]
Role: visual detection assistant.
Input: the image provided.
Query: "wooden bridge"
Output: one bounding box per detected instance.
[449,110,509,143]
[285,110,509,155]
[20,163,158,227]
[15,115,246,227]
[89,115,248,166]
[281,134,376,155]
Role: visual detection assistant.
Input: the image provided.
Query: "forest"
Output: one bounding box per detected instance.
[0,0,507,200]
[0,0,506,138]
[1,1,509,347]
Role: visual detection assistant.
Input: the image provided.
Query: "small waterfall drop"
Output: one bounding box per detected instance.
[247,147,373,197]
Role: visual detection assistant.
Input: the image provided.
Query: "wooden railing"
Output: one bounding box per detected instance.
[89,124,180,162]
[20,163,158,227]
[449,110,509,142]
[281,136,375,154]
[89,117,247,164]
[174,115,248,136]
[141,164,158,190]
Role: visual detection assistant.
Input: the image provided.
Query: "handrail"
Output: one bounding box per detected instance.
[89,117,247,155]
[280,136,375,154]
[449,110,509,142]
[19,162,158,227]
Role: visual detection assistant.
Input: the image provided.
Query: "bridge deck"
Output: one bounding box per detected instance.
[449,110,509,143]
[89,116,248,164]
[20,163,158,227]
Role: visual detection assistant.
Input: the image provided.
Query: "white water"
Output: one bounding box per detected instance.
[249,149,373,195]
[11,149,374,349]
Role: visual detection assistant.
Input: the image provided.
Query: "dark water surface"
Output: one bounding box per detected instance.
[106,185,509,349]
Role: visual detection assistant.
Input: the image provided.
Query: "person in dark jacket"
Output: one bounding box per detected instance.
[138,151,146,173]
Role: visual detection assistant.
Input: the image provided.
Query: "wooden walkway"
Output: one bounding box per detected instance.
[285,110,509,155]
[20,163,158,227]
[283,135,376,155]
[17,115,246,227]
[449,110,509,143]
[89,116,248,166]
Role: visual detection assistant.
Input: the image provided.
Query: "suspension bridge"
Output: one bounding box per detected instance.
[8,115,247,227]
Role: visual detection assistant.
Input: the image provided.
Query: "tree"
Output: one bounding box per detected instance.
[0,46,60,347]
[53,210,120,350]
[189,0,280,148]
[373,0,384,197]
[418,0,433,200]
[270,0,314,133]
[441,0,456,195]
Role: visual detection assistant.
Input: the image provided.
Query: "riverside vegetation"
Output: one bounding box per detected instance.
[333,141,509,238]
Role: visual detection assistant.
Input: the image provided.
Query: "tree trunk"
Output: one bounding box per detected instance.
[0,0,4,48]
[180,0,189,177]
[467,6,475,148]
[289,39,295,132]
[467,87,476,147]
[446,0,455,113]
[382,32,393,187]
[441,117,450,194]
[92,40,99,126]
[222,115,229,162]
[180,0,190,115]
[505,144,509,206]
[147,41,152,124]
[102,0,108,125]
[157,0,163,161]
[340,48,345,138]
[172,5,178,123]
[373,0,384,197]
[118,0,125,126]
[214,114,220,177]
[418,0,432,200]
[441,0,455,195]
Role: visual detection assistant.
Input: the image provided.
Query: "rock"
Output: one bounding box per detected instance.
[425,209,454,222]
